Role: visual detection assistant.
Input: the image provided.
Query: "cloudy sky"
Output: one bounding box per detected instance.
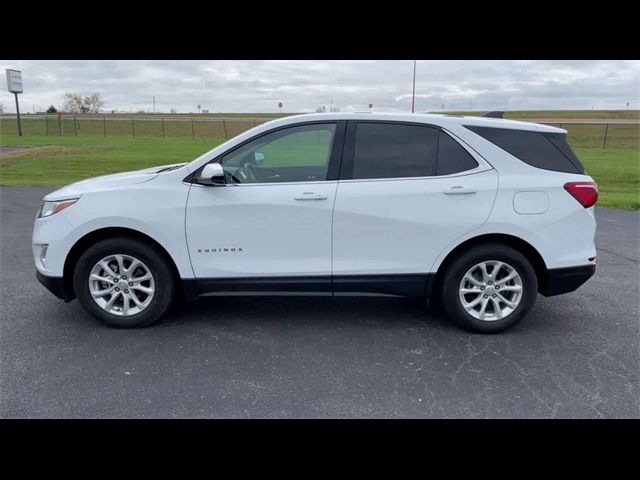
[1,60,638,114]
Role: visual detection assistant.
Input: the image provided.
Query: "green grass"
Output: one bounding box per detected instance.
[561,124,639,149]
[441,110,640,120]
[576,147,640,210]
[2,113,638,148]
[0,116,264,139]
[0,135,225,186]
[1,129,638,209]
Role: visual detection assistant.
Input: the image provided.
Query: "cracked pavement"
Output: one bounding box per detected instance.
[1,187,638,418]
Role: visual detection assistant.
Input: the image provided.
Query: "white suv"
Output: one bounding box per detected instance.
[32,113,598,333]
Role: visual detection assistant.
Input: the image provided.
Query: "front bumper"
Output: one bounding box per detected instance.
[36,271,75,302]
[33,210,75,278]
[540,264,596,297]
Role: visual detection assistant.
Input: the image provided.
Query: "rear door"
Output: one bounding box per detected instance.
[331,121,498,295]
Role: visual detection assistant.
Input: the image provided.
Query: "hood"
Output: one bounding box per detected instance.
[43,163,186,200]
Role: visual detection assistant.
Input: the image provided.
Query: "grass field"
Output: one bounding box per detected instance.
[0,135,222,186]
[1,115,639,209]
[0,116,264,139]
[441,110,640,120]
[573,148,639,209]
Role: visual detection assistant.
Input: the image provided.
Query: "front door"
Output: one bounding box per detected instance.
[186,122,344,292]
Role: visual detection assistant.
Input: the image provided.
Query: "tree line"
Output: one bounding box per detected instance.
[0,93,105,115]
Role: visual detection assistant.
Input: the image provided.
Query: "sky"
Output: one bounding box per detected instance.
[1,60,638,114]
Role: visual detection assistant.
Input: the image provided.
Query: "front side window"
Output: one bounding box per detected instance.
[351,123,438,179]
[220,123,336,184]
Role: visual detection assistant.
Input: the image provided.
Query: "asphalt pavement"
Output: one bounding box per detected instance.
[1,187,638,418]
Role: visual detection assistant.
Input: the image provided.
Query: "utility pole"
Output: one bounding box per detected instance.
[153,96,156,113]
[411,60,417,113]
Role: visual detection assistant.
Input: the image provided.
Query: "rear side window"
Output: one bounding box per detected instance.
[352,123,437,179]
[437,132,479,175]
[465,125,585,174]
[543,132,586,172]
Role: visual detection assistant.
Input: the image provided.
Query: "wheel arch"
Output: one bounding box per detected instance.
[429,233,548,297]
[62,227,190,301]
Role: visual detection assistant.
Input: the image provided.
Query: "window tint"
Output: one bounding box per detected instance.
[543,132,586,173]
[221,123,335,183]
[465,125,584,174]
[352,123,437,179]
[437,131,478,175]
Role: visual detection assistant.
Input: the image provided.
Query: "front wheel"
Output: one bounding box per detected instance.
[73,237,175,328]
[440,243,538,333]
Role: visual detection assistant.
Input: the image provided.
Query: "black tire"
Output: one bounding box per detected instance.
[440,243,538,333]
[73,236,175,328]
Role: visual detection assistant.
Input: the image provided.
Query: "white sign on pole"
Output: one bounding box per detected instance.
[6,69,23,93]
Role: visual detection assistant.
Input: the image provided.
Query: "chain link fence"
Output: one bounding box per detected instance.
[1,115,638,149]
[537,122,639,149]
[0,115,270,141]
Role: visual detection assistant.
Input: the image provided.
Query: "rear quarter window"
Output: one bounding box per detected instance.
[436,131,479,175]
[464,125,585,174]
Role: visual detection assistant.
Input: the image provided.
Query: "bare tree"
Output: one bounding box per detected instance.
[0,103,5,114]
[62,93,105,114]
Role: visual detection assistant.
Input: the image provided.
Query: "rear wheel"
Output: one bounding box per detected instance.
[73,237,175,328]
[440,243,537,333]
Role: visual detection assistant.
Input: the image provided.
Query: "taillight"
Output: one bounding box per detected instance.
[564,182,598,208]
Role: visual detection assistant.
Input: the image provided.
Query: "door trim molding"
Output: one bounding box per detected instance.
[183,273,435,300]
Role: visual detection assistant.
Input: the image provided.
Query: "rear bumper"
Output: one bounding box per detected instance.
[36,271,74,302]
[540,264,595,297]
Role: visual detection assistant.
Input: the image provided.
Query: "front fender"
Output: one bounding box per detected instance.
[34,178,194,279]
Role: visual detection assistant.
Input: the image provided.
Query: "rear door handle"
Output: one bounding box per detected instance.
[294,192,328,201]
[444,185,477,195]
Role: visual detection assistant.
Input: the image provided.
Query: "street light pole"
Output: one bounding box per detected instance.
[411,60,417,113]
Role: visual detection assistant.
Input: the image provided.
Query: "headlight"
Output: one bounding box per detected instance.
[37,198,79,218]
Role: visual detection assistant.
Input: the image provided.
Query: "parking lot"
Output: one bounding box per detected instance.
[1,186,638,418]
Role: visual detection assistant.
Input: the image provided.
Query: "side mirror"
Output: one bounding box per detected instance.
[254,151,265,164]
[197,163,225,186]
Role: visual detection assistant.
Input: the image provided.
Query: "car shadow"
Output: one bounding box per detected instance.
[161,295,458,331]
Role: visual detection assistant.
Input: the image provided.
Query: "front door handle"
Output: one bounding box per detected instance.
[294,192,328,201]
[444,185,477,195]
